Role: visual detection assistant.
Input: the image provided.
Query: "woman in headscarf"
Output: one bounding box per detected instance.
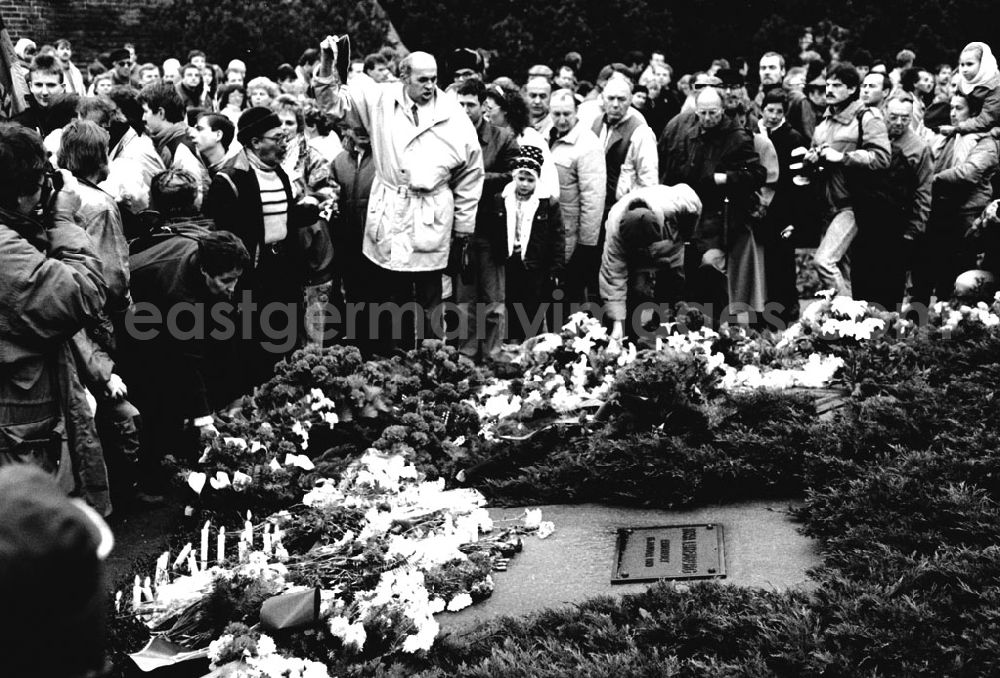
[911,90,999,305]
[939,41,1000,137]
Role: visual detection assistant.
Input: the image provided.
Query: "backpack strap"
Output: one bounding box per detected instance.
[856,107,869,149]
[216,171,240,200]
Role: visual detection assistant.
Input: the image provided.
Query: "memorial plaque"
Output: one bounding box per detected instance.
[611,523,725,584]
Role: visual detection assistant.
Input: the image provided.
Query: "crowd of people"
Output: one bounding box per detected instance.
[2,29,1000,520]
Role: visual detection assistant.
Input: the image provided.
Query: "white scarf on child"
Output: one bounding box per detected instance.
[502,182,540,258]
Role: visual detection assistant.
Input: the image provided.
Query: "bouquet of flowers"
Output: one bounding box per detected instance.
[207,622,330,677]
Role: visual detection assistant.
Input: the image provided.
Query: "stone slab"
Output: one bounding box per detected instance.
[439,500,819,634]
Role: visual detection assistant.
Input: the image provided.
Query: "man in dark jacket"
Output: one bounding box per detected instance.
[453,78,519,360]
[0,123,110,514]
[853,93,932,309]
[122,182,249,480]
[659,86,766,321]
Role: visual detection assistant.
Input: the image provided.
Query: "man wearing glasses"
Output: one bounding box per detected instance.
[108,47,134,88]
[204,107,301,390]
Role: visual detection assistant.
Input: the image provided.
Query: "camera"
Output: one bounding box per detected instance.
[790,146,825,186]
[38,166,64,217]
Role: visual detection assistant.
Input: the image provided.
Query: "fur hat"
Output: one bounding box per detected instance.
[237,106,282,145]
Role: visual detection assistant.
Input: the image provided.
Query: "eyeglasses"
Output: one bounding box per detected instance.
[115,60,133,67]
[260,133,286,142]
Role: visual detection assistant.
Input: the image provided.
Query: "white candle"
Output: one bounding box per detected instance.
[174,542,192,570]
[238,538,248,563]
[132,575,142,612]
[142,576,154,602]
[217,526,226,564]
[200,520,210,570]
[115,590,122,614]
[244,518,253,547]
[262,523,272,555]
[655,336,663,352]
[155,551,169,586]
[188,552,199,575]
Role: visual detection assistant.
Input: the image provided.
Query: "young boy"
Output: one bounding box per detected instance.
[492,145,565,341]
[759,88,808,324]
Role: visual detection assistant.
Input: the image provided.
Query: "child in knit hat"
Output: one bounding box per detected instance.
[490,145,565,341]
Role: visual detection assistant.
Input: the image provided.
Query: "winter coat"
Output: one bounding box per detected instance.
[759,120,809,237]
[487,185,565,275]
[955,73,1000,135]
[0,203,110,514]
[281,134,332,201]
[549,121,607,261]
[314,73,484,272]
[930,132,999,217]
[329,143,376,299]
[124,222,236,418]
[329,144,377,241]
[659,113,766,252]
[205,148,296,283]
[888,127,934,239]
[76,180,131,315]
[592,107,659,201]
[600,184,702,321]
[103,126,167,214]
[811,100,891,215]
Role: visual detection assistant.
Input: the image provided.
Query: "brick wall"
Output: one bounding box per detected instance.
[1,0,176,69]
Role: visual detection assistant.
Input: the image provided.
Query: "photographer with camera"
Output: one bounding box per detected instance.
[805,62,891,299]
[0,122,112,515]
